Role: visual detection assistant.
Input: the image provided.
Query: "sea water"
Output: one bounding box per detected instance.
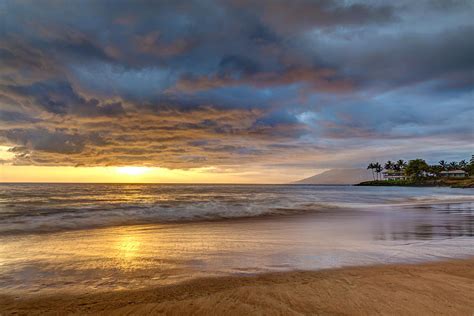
[0,184,473,295]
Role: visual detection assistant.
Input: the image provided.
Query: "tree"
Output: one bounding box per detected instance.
[405,159,429,179]
[466,162,474,176]
[394,159,407,172]
[458,160,468,169]
[374,162,383,180]
[384,161,394,171]
[448,161,458,170]
[462,157,474,175]
[429,165,443,177]
[438,160,448,170]
[367,163,375,180]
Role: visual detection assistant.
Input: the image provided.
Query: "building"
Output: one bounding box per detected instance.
[440,170,468,178]
[382,170,406,180]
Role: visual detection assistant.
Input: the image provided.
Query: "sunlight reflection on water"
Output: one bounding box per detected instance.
[0,184,472,295]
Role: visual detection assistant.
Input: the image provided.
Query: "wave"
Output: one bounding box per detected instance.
[2,201,473,235]
[0,184,472,235]
[0,202,347,235]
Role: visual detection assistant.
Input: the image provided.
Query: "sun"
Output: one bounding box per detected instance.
[116,166,150,176]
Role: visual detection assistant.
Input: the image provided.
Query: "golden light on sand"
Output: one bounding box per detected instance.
[115,235,141,259]
[116,166,151,176]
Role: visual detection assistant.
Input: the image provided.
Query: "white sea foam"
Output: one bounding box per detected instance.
[0,184,473,295]
[0,183,472,234]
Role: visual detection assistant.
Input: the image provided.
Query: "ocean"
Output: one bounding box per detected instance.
[0,183,473,295]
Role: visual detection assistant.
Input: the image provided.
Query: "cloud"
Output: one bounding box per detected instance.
[134,31,196,57]
[3,128,87,155]
[0,110,39,123]
[249,0,397,34]
[345,26,474,90]
[0,0,472,173]
[173,67,353,93]
[2,80,125,117]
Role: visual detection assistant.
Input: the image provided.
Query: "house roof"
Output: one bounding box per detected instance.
[382,170,403,174]
[440,170,467,174]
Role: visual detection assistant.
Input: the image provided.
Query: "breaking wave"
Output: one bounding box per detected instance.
[0,183,472,234]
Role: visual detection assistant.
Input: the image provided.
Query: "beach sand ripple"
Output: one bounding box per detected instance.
[1,259,473,315]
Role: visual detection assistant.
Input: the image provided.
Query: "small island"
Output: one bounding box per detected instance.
[356,157,474,188]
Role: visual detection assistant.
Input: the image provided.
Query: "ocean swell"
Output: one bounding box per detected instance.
[0,202,344,234]
[0,183,472,235]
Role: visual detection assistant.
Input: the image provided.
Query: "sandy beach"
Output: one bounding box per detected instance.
[1,258,473,315]
[1,184,473,315]
[3,0,474,313]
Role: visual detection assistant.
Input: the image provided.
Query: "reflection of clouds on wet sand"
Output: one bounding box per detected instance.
[374,203,474,241]
[1,203,474,296]
[0,185,473,296]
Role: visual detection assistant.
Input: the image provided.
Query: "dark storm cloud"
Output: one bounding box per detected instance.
[334,25,474,90]
[0,0,472,170]
[3,128,87,154]
[2,80,125,117]
[0,110,38,123]
[218,55,261,77]
[241,0,397,33]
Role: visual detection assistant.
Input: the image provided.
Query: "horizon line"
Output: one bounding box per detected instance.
[0,181,349,186]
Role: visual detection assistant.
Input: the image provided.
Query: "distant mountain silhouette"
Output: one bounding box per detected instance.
[292,168,373,185]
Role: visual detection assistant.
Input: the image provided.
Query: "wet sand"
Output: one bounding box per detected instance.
[1,258,473,315]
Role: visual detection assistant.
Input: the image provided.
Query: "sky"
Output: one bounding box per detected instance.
[0,0,473,183]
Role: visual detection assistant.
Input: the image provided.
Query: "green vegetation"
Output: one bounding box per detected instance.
[357,178,474,188]
[404,159,429,180]
[357,156,474,188]
[357,179,415,186]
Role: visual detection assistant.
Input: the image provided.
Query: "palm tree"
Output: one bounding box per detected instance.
[395,159,406,172]
[374,162,383,180]
[448,161,458,170]
[384,161,394,171]
[458,160,468,169]
[439,160,447,170]
[393,162,400,172]
[367,163,375,180]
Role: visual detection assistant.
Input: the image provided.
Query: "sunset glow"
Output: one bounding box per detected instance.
[0,1,473,314]
[0,165,310,184]
[116,167,151,176]
[0,0,472,183]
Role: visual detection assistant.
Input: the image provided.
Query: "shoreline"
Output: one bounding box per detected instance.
[356,178,474,188]
[2,258,473,315]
